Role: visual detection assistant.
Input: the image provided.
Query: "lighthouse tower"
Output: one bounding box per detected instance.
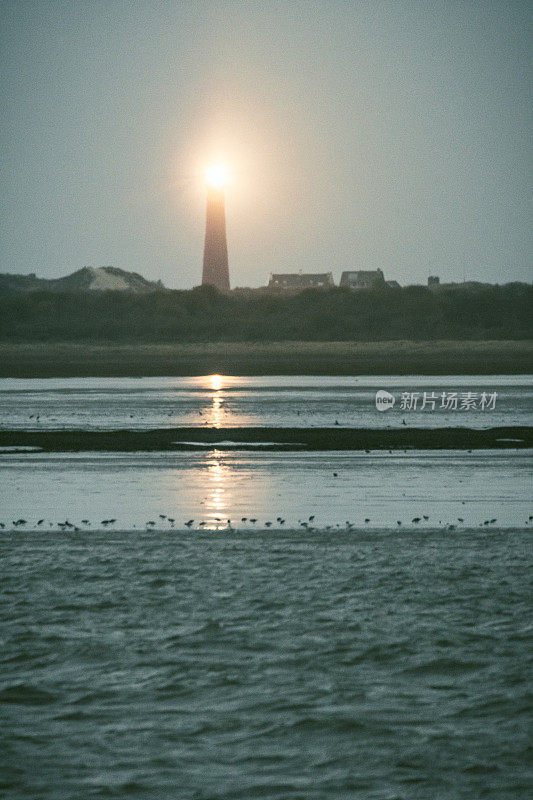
[202,167,230,291]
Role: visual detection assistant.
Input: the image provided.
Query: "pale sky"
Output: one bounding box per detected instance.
[1,0,531,288]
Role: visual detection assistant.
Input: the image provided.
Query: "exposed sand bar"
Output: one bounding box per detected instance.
[0,426,531,452]
[0,341,532,377]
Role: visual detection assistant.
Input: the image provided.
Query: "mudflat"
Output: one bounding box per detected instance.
[1,340,532,377]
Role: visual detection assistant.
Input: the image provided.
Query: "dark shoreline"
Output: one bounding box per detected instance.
[1,340,532,377]
[1,426,531,452]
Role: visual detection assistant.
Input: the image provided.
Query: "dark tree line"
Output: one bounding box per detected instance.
[0,283,531,342]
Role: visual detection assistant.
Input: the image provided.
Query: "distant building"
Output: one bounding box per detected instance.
[340,269,385,290]
[428,276,440,286]
[202,184,230,291]
[386,280,401,288]
[268,272,335,290]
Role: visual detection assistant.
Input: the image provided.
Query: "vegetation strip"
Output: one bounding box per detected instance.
[1,284,531,343]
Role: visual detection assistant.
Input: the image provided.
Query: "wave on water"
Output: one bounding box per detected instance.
[172,440,306,448]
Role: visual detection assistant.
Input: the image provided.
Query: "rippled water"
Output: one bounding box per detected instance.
[1,528,531,799]
[0,375,530,430]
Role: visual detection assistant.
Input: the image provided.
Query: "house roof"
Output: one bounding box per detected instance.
[341,270,383,278]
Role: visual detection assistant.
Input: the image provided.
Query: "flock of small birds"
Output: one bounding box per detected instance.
[1,514,532,532]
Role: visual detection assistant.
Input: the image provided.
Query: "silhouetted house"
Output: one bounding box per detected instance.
[268,272,335,290]
[386,279,401,288]
[340,269,385,289]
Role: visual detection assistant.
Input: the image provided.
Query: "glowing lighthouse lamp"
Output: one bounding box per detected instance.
[205,163,228,190]
[201,164,230,291]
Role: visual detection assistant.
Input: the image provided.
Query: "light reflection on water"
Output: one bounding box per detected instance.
[207,389,224,428]
[206,453,230,526]
[205,374,225,429]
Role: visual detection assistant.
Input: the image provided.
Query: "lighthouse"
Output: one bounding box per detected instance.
[201,165,230,291]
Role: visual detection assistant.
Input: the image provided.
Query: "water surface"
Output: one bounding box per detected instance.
[0,375,530,431]
[1,449,530,531]
[2,373,531,799]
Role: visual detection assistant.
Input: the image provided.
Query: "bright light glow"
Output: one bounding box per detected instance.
[205,164,227,189]
[210,374,223,391]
